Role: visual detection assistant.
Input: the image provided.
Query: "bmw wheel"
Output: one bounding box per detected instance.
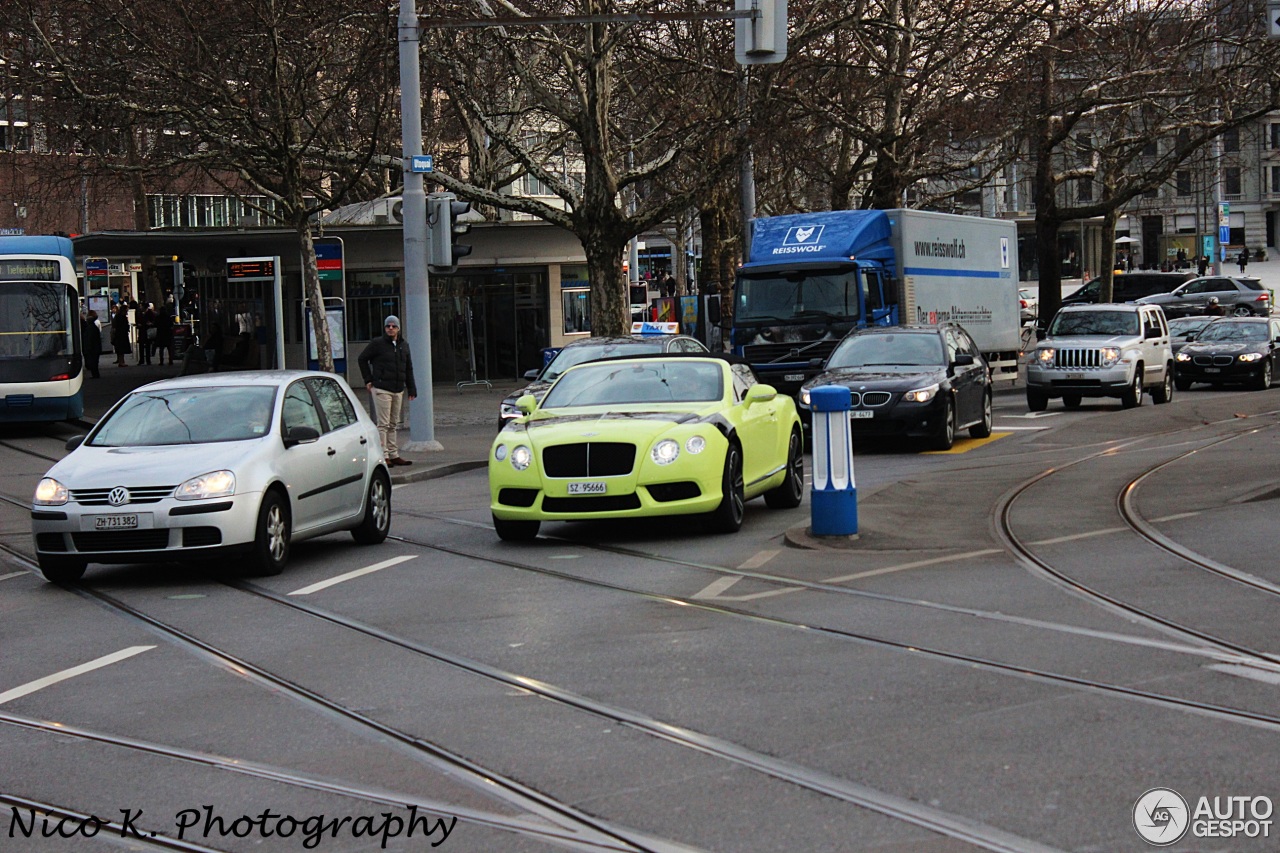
[710,443,745,533]
[764,429,804,509]
[250,490,290,576]
[1254,360,1272,391]
[930,398,955,451]
[969,391,993,438]
[351,470,392,544]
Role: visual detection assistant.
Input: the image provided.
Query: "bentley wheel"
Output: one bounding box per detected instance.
[493,515,540,541]
[764,429,804,509]
[710,443,745,533]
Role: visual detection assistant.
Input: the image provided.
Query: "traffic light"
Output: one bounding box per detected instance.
[428,192,473,274]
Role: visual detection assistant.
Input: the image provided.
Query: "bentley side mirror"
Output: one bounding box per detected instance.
[745,384,778,405]
[516,394,538,416]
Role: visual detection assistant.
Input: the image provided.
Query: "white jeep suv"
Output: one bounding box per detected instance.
[1026,303,1174,411]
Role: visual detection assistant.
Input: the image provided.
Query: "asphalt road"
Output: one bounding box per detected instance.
[3,382,1280,852]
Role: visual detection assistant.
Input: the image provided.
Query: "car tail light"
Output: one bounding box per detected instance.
[1256,293,1269,302]
[49,373,71,381]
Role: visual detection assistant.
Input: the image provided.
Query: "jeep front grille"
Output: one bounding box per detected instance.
[1052,349,1102,369]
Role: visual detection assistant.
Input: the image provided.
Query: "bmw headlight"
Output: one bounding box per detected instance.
[1239,352,1265,362]
[651,439,680,465]
[799,388,811,406]
[499,400,520,418]
[175,470,236,501]
[1175,351,1192,362]
[902,383,939,403]
[685,436,706,454]
[33,478,68,506]
[494,444,509,461]
[511,445,532,471]
[1099,347,1121,367]
[1036,348,1056,365]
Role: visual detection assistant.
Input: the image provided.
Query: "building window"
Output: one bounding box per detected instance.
[1271,165,1280,194]
[1142,140,1158,157]
[1077,177,1093,202]
[1175,171,1192,197]
[0,123,32,151]
[347,270,401,342]
[1271,124,1280,150]
[1224,166,1242,197]
[562,289,591,334]
[1223,128,1240,153]
[1143,185,1160,199]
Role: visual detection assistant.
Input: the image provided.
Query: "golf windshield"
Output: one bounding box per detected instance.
[91,386,278,446]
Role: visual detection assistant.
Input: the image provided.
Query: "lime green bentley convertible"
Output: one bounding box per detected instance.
[489,355,804,541]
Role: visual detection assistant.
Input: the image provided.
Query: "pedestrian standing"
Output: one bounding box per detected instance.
[1238,249,1249,275]
[81,310,101,378]
[358,315,417,467]
[1197,255,1209,277]
[111,303,132,367]
[138,303,156,364]
[154,306,175,365]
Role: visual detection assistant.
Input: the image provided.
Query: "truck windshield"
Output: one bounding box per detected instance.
[735,269,860,323]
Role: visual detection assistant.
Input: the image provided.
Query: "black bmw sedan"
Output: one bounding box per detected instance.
[1173,316,1280,391]
[797,323,992,451]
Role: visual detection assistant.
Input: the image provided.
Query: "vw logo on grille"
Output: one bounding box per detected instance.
[107,487,130,507]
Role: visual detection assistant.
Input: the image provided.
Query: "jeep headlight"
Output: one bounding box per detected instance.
[1036,348,1056,365]
[902,383,939,403]
[1099,347,1121,367]
[651,439,680,465]
[510,445,532,471]
[176,470,236,501]
[1175,351,1192,362]
[33,478,68,506]
[1239,352,1265,362]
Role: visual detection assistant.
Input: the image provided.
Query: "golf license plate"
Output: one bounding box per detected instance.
[94,514,138,530]
[568,481,606,495]
[851,410,875,419]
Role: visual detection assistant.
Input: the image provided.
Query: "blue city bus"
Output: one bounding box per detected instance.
[0,236,84,422]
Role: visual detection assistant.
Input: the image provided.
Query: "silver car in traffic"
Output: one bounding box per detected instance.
[31,371,391,582]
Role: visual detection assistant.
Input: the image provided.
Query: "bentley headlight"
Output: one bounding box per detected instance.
[510,445,532,471]
[494,444,509,461]
[1036,348,1056,365]
[685,436,706,454]
[1175,351,1192,362]
[175,470,236,501]
[1239,352,1265,362]
[1099,347,1121,367]
[902,383,939,403]
[651,439,680,465]
[33,478,68,506]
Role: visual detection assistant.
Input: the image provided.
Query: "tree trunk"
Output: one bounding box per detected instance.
[297,223,332,373]
[583,235,628,338]
[1098,208,1119,303]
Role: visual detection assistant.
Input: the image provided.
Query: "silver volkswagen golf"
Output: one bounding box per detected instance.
[31,371,391,582]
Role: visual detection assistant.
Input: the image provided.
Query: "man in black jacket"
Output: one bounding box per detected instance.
[358,315,417,466]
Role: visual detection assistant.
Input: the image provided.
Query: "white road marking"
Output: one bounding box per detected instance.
[288,555,417,596]
[738,550,781,570]
[0,646,155,706]
[0,571,26,582]
[692,576,745,599]
[1010,411,1061,419]
[821,549,1003,583]
[1209,664,1280,685]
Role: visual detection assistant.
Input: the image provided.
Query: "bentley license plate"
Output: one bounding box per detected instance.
[784,373,805,382]
[94,514,138,530]
[851,410,874,419]
[568,482,606,495]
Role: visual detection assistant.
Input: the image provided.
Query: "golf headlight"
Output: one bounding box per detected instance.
[494,444,508,461]
[1239,352,1265,362]
[1175,351,1192,362]
[33,478,68,506]
[651,439,680,465]
[510,445,532,470]
[176,470,236,501]
[1036,348,1056,365]
[1099,347,1121,367]
[799,388,811,406]
[902,383,939,403]
[685,435,706,454]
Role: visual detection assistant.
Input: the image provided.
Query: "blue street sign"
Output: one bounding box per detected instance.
[410,155,434,173]
[1220,225,1231,246]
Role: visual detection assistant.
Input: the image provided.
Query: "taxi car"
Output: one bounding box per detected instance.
[489,355,803,540]
[31,371,391,582]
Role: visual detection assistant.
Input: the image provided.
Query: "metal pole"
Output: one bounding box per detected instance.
[738,67,755,258]
[399,0,441,450]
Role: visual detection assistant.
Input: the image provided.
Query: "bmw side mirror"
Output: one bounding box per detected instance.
[523,369,539,380]
[64,435,85,452]
[283,425,320,448]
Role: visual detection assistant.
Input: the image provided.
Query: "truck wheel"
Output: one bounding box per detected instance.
[930,399,955,451]
[1062,394,1082,409]
[1121,369,1144,409]
[969,392,992,439]
[1151,367,1174,404]
[1027,389,1048,412]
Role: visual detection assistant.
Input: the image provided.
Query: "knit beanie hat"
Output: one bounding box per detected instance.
[384,315,400,329]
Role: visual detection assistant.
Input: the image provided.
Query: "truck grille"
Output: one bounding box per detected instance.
[542,443,635,477]
[1051,349,1103,369]
[742,340,839,364]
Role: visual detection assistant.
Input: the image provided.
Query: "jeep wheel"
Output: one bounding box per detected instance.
[1151,366,1174,404]
[1026,389,1048,412]
[1062,394,1082,409]
[1121,369,1144,409]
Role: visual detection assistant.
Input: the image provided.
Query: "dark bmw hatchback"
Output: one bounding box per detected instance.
[1173,317,1280,391]
[798,324,992,451]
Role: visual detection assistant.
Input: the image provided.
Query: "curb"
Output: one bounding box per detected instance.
[389,460,487,485]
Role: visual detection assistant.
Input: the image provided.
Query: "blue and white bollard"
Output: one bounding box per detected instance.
[809,385,858,537]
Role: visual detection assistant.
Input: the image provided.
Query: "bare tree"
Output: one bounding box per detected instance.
[422,0,745,337]
[16,0,399,370]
